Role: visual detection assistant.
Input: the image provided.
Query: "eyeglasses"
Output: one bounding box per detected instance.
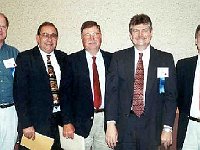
[39,33,58,39]
[82,32,101,38]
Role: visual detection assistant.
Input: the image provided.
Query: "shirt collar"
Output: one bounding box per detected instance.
[134,45,150,56]
[198,53,200,66]
[85,49,101,59]
[39,46,55,57]
[0,42,6,49]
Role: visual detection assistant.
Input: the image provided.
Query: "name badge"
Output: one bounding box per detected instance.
[3,58,17,77]
[157,67,169,78]
[157,67,169,94]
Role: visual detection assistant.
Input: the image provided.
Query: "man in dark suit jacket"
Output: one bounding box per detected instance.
[176,25,200,150]
[105,14,177,150]
[14,22,67,150]
[60,21,112,150]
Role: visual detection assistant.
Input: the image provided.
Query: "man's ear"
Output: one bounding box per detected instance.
[195,38,197,46]
[36,35,39,44]
[129,33,133,41]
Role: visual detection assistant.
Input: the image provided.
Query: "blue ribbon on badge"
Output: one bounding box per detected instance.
[10,67,15,77]
[159,77,165,94]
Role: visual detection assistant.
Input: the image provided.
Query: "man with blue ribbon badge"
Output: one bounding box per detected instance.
[105,14,177,150]
[157,67,169,94]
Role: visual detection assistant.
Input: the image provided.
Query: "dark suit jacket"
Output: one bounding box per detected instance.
[14,46,67,137]
[176,55,197,149]
[60,49,112,138]
[106,46,177,146]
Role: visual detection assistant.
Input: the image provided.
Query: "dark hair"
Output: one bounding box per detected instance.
[129,14,152,33]
[81,21,101,33]
[195,25,200,38]
[37,22,58,35]
[0,13,9,27]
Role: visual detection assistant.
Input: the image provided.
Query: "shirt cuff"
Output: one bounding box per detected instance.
[163,125,172,132]
[107,120,116,124]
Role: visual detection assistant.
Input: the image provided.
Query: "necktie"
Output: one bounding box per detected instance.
[132,53,144,117]
[92,56,102,109]
[47,55,60,106]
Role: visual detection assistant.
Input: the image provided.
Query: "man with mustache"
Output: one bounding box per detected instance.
[105,14,177,150]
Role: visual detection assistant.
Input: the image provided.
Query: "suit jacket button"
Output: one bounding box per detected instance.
[91,117,94,120]
[125,114,129,117]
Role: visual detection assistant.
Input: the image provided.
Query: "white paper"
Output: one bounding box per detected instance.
[21,132,54,150]
[157,67,169,78]
[58,126,85,150]
[3,58,16,68]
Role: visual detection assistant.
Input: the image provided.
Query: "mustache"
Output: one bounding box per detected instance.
[87,40,97,44]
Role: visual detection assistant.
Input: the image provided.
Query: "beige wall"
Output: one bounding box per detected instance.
[1,0,200,62]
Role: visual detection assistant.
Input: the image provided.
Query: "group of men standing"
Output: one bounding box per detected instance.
[0,12,200,150]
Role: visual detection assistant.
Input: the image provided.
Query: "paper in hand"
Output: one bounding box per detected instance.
[58,126,85,150]
[21,132,54,150]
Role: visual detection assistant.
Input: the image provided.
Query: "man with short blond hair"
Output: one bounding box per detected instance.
[0,12,19,150]
[60,21,112,150]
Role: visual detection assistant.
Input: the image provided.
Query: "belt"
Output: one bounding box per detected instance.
[189,116,200,122]
[0,103,14,108]
[130,110,144,117]
[94,108,104,113]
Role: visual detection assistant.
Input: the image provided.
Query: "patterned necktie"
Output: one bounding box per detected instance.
[132,53,144,117]
[92,56,102,109]
[47,55,60,106]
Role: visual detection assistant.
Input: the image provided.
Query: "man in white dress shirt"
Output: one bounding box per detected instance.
[176,24,200,150]
[14,22,67,150]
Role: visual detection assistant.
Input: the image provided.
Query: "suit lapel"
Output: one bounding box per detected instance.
[126,47,135,98]
[32,46,50,83]
[54,50,64,68]
[189,56,197,80]
[145,47,158,97]
[54,50,61,66]
[101,50,109,72]
[187,56,198,98]
[80,50,91,89]
[128,48,135,81]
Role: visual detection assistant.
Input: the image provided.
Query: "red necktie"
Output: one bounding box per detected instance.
[47,55,60,106]
[132,53,144,117]
[92,56,102,109]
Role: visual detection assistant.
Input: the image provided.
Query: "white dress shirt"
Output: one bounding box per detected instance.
[190,54,200,118]
[39,48,61,112]
[134,45,150,105]
[86,50,105,109]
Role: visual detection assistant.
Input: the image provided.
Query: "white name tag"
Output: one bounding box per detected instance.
[3,58,16,68]
[157,67,169,78]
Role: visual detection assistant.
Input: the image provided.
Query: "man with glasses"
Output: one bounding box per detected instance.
[60,21,112,150]
[14,22,67,150]
[0,12,19,150]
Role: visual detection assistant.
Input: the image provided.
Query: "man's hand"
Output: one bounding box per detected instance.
[63,123,75,139]
[23,126,35,140]
[161,130,172,149]
[106,122,118,149]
